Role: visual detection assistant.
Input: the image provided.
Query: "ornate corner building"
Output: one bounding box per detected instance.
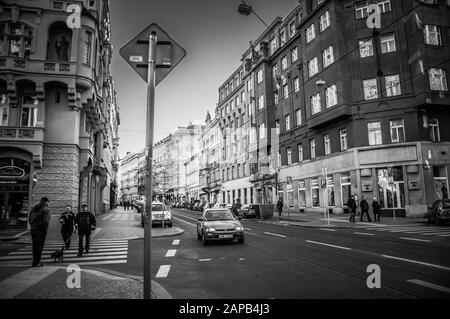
[0,0,120,228]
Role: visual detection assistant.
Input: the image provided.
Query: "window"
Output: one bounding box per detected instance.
[272,64,278,78]
[285,114,291,131]
[308,57,319,77]
[310,139,316,159]
[257,69,263,84]
[258,95,265,110]
[311,178,320,207]
[246,79,252,92]
[424,25,442,46]
[306,24,316,43]
[280,29,286,46]
[20,95,38,127]
[339,129,348,151]
[274,91,279,104]
[385,74,401,97]
[359,38,374,58]
[278,151,282,167]
[235,96,240,106]
[281,56,288,70]
[259,123,266,139]
[319,11,331,32]
[298,144,303,162]
[429,68,448,91]
[0,22,33,59]
[241,91,245,103]
[298,180,306,207]
[283,84,289,99]
[289,21,296,37]
[368,122,382,145]
[430,118,440,142]
[270,37,277,55]
[0,105,8,126]
[380,33,396,53]
[275,120,280,135]
[377,0,391,12]
[355,1,369,19]
[296,109,302,126]
[82,30,92,65]
[230,100,235,110]
[326,85,338,108]
[287,147,292,165]
[293,77,300,93]
[230,81,234,91]
[390,119,405,143]
[363,78,378,100]
[326,175,335,206]
[322,46,334,68]
[291,46,298,62]
[311,93,321,115]
[324,134,331,155]
[341,173,351,207]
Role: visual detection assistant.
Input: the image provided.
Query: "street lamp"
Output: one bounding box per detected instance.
[238,1,269,28]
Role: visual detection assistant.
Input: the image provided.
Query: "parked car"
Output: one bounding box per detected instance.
[213,203,227,208]
[193,202,201,211]
[151,201,172,228]
[237,204,257,219]
[427,199,450,225]
[189,200,199,210]
[198,202,208,212]
[226,204,233,210]
[196,208,244,245]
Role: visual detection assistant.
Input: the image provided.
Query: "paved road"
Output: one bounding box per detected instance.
[147,208,450,299]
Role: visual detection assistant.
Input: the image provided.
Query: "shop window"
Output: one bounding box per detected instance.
[298,180,306,207]
[311,178,320,207]
[327,175,335,206]
[433,166,448,200]
[341,172,351,207]
[377,167,405,209]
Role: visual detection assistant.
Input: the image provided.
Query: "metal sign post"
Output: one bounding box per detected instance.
[120,23,186,300]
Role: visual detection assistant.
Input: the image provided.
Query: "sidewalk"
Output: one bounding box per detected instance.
[0,265,171,299]
[268,209,428,228]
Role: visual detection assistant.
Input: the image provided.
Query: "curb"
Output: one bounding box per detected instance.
[151,227,184,238]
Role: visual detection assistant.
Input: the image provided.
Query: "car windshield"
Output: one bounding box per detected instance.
[152,204,164,211]
[204,210,235,221]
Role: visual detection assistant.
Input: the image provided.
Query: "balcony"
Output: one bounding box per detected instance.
[307,104,352,130]
[0,126,45,142]
[0,57,77,76]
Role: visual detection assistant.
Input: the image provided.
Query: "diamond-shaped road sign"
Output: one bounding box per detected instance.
[119,23,186,85]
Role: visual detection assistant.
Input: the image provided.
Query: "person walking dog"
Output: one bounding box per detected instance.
[59,205,75,249]
[74,204,96,257]
[29,197,51,267]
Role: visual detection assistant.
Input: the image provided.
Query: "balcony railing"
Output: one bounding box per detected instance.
[0,126,45,142]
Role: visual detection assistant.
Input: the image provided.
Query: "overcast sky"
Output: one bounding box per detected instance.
[110,0,299,158]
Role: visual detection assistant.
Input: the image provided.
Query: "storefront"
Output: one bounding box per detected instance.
[0,157,31,229]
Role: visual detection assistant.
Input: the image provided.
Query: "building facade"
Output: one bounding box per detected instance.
[0,0,119,228]
[212,0,450,217]
[118,150,145,203]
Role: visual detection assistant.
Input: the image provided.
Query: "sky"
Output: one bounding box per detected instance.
[110,0,299,158]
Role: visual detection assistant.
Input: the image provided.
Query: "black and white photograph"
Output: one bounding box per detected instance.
[0,0,449,310]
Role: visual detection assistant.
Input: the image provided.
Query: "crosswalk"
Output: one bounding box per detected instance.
[0,238,128,267]
[353,224,450,237]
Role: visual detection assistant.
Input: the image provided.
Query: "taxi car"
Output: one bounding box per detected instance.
[197,208,244,245]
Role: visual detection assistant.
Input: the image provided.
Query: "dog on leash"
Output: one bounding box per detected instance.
[50,247,64,262]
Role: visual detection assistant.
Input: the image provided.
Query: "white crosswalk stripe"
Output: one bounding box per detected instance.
[0,238,128,267]
[354,224,450,237]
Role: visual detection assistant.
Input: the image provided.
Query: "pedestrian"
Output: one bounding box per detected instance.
[28,197,51,267]
[360,196,371,222]
[74,204,96,257]
[347,195,357,223]
[232,199,242,218]
[276,198,283,217]
[59,205,75,249]
[442,183,448,200]
[372,197,381,222]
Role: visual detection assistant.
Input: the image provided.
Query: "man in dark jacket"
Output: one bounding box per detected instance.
[276,199,283,217]
[360,196,371,222]
[347,195,357,223]
[74,204,96,257]
[29,197,51,267]
[231,199,242,218]
[59,205,75,249]
[372,197,381,222]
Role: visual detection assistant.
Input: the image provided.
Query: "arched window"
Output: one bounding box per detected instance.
[0,22,33,58]
[47,22,72,61]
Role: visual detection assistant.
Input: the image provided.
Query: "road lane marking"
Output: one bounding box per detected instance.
[173,216,196,227]
[353,232,375,236]
[244,227,252,230]
[264,232,287,238]
[0,267,60,299]
[198,259,211,262]
[173,214,198,222]
[399,237,432,243]
[306,240,352,251]
[155,265,171,278]
[439,234,450,237]
[172,239,180,245]
[382,255,450,271]
[407,279,450,294]
[319,228,336,232]
[422,232,450,236]
[165,249,176,257]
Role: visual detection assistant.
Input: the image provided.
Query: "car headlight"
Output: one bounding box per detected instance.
[206,227,216,232]
[235,226,243,231]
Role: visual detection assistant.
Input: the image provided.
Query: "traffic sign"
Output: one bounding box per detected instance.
[119,23,186,85]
